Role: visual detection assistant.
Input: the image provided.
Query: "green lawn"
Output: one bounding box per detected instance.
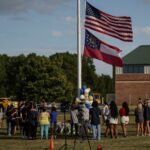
[0,113,150,150]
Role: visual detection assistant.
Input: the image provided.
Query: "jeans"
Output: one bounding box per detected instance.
[7,121,11,135]
[41,124,49,139]
[92,124,101,140]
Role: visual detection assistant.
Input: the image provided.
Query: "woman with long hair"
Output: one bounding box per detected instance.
[109,101,118,138]
[39,107,50,139]
[119,102,130,137]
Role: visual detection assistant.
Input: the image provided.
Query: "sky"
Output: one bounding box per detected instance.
[0,0,150,76]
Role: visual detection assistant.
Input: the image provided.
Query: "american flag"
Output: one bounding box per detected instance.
[85,2,133,42]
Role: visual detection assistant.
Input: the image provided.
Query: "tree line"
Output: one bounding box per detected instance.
[0,52,112,103]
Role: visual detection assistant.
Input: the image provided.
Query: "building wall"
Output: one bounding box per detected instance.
[115,74,150,105]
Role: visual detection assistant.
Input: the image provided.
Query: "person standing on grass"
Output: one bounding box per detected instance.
[78,101,90,141]
[28,103,38,140]
[70,103,79,136]
[39,107,50,139]
[135,103,144,136]
[11,108,18,135]
[119,102,130,137]
[50,106,58,138]
[143,99,150,136]
[89,100,101,141]
[0,105,4,129]
[6,104,14,136]
[109,101,118,139]
[102,102,110,137]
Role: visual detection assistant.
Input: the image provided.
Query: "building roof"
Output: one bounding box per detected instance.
[123,45,150,65]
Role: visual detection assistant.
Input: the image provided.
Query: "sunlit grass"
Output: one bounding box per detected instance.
[0,112,150,150]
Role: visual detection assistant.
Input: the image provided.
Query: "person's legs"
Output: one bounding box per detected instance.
[75,123,78,136]
[70,123,74,136]
[41,125,44,139]
[136,123,140,136]
[92,124,96,139]
[13,125,17,135]
[44,125,49,139]
[110,124,114,138]
[34,125,37,139]
[140,122,144,136]
[7,121,11,136]
[147,121,150,135]
[121,123,126,137]
[97,124,101,141]
[114,124,118,138]
[124,124,128,137]
[105,120,110,137]
[145,121,150,135]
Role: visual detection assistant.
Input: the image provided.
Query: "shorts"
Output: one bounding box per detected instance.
[120,116,129,124]
[109,117,118,124]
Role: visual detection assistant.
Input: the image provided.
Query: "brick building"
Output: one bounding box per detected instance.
[115,45,150,105]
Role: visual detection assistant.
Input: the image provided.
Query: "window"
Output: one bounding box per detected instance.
[123,65,144,73]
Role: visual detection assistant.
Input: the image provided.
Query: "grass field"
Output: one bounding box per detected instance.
[0,113,150,150]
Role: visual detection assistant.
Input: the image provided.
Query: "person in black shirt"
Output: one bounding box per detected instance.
[89,101,101,141]
[27,103,38,140]
[6,104,14,136]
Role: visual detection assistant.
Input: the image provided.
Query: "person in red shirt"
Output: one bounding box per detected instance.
[119,102,129,137]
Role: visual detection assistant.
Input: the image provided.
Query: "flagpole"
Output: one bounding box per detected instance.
[77,0,82,97]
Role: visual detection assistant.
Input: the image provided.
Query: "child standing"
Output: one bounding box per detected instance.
[50,106,58,138]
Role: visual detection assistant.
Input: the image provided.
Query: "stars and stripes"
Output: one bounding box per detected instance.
[85,2,133,42]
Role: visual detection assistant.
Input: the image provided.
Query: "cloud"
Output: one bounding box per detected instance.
[134,26,150,37]
[64,16,76,23]
[142,0,150,3]
[0,0,70,15]
[52,31,63,37]
[137,0,150,4]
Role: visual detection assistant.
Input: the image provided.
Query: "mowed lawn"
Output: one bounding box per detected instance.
[0,112,150,150]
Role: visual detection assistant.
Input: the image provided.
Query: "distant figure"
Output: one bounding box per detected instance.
[90,101,101,141]
[135,103,144,136]
[143,99,150,136]
[119,102,130,137]
[20,102,28,138]
[6,104,14,136]
[39,107,50,139]
[11,108,18,135]
[70,104,79,136]
[78,102,90,141]
[0,106,4,128]
[102,102,110,137]
[50,106,58,137]
[28,103,38,140]
[109,101,118,138]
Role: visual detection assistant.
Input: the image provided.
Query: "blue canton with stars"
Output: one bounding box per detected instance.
[85,30,101,50]
[86,2,101,19]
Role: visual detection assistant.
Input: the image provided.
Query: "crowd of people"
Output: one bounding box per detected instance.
[0,97,150,141]
[0,100,58,140]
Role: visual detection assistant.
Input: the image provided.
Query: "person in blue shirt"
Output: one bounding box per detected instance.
[50,106,58,137]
